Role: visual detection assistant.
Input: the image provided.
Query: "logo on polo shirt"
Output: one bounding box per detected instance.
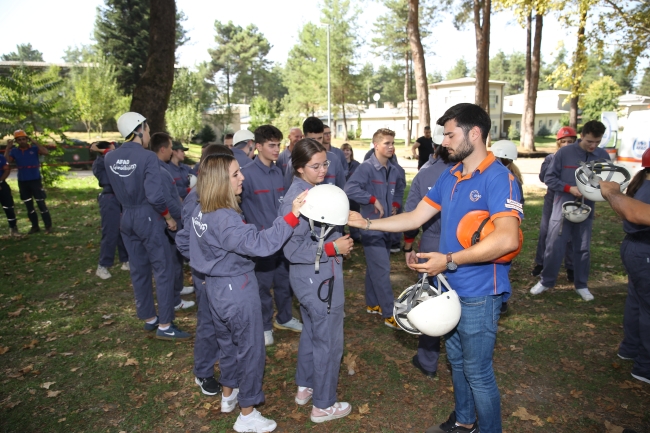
[469,190,482,202]
[192,212,207,238]
[110,159,137,177]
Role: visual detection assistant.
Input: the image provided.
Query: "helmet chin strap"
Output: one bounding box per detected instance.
[309,219,335,273]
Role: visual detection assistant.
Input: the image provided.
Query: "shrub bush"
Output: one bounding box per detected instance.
[537,124,551,137]
[197,124,216,143]
[508,125,520,140]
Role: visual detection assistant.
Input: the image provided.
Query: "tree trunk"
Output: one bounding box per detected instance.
[407,0,430,137]
[404,51,411,146]
[522,14,542,151]
[342,102,348,138]
[130,0,176,134]
[570,1,588,129]
[473,0,491,113]
[521,12,532,143]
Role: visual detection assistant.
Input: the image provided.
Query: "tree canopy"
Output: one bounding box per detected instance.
[1,43,44,62]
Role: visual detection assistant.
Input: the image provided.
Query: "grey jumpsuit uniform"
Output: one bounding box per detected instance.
[188,205,299,407]
[277,148,291,176]
[541,142,609,289]
[346,159,361,242]
[327,145,348,178]
[618,179,650,379]
[345,153,405,318]
[534,153,573,270]
[283,151,346,192]
[105,142,176,325]
[166,161,192,199]
[176,188,221,379]
[389,157,406,250]
[232,148,252,170]
[158,159,185,308]
[281,177,344,409]
[403,155,451,373]
[240,157,294,331]
[93,153,128,268]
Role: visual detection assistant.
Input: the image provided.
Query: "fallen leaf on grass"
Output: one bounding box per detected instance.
[47,390,63,398]
[19,365,33,374]
[358,403,370,414]
[287,412,303,421]
[348,414,363,420]
[10,294,23,301]
[101,314,113,319]
[0,346,9,355]
[619,380,641,389]
[41,382,56,389]
[344,352,358,375]
[22,340,38,350]
[166,352,173,358]
[61,352,74,357]
[99,320,114,327]
[604,421,624,433]
[570,389,583,398]
[511,407,544,426]
[195,409,207,418]
[58,418,66,423]
[8,308,24,317]
[200,427,209,432]
[70,367,81,372]
[583,322,596,329]
[124,358,139,366]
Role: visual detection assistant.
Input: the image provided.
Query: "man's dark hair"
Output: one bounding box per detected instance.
[292,138,326,177]
[424,126,431,130]
[254,125,283,145]
[224,133,234,140]
[303,116,324,135]
[95,141,112,150]
[581,120,606,137]
[150,132,172,153]
[436,103,491,143]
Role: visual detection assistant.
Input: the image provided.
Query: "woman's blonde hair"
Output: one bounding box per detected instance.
[340,142,354,160]
[503,159,523,185]
[197,154,241,213]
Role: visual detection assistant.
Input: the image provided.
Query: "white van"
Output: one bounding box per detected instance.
[601,110,650,176]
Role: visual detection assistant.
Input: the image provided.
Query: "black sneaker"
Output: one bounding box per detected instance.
[425,411,479,433]
[195,376,222,396]
[28,226,40,234]
[566,269,574,282]
[143,317,159,332]
[531,264,543,277]
[412,355,437,378]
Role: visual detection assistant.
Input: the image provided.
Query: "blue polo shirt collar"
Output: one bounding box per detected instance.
[449,151,497,180]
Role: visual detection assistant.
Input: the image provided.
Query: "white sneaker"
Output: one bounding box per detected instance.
[174,299,195,310]
[180,286,194,295]
[233,408,277,432]
[389,248,401,254]
[120,262,130,271]
[96,265,111,280]
[310,402,352,423]
[295,386,313,405]
[273,317,303,332]
[575,288,594,301]
[529,281,549,295]
[264,330,274,346]
[221,388,239,413]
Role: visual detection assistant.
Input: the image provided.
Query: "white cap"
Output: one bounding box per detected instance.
[233,129,255,146]
[117,112,146,138]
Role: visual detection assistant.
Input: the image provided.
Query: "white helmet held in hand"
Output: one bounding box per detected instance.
[117,112,146,138]
[393,273,461,337]
[300,184,349,272]
[575,159,631,202]
[562,199,591,223]
[491,140,518,160]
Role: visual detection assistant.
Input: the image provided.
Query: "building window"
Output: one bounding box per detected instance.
[338,124,343,132]
[516,121,520,129]
[489,90,498,109]
[539,120,543,128]
[548,119,553,126]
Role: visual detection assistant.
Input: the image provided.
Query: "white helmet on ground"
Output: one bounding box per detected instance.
[117,112,146,139]
[575,159,631,202]
[562,199,591,223]
[491,140,518,160]
[299,184,349,272]
[393,273,461,337]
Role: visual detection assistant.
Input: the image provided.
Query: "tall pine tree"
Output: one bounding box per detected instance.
[94,0,187,95]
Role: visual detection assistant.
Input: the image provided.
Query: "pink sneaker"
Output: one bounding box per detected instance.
[310,402,352,423]
[295,386,313,405]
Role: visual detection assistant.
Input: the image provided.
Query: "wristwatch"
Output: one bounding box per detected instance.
[446,253,458,271]
[402,246,413,253]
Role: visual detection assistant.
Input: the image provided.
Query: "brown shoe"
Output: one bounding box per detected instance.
[45,226,53,234]
[28,226,40,234]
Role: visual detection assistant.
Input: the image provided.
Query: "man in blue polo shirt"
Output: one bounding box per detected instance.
[348,103,523,433]
[4,130,52,234]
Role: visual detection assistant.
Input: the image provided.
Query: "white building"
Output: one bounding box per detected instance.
[503,90,571,135]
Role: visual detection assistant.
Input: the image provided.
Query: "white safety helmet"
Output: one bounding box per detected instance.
[393,273,461,337]
[575,159,631,202]
[491,140,518,160]
[432,125,445,146]
[188,174,197,189]
[117,112,146,139]
[233,129,255,146]
[300,184,349,272]
[562,200,591,223]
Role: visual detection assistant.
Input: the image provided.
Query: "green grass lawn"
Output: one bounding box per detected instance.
[0,179,648,433]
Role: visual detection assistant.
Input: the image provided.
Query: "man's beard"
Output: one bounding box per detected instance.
[447,136,474,162]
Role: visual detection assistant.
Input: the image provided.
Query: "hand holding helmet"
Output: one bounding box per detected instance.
[575,159,631,202]
[291,190,309,217]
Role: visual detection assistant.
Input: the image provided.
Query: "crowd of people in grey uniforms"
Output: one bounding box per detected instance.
[64,103,646,433]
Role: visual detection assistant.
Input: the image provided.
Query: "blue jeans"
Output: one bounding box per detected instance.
[446,294,503,433]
